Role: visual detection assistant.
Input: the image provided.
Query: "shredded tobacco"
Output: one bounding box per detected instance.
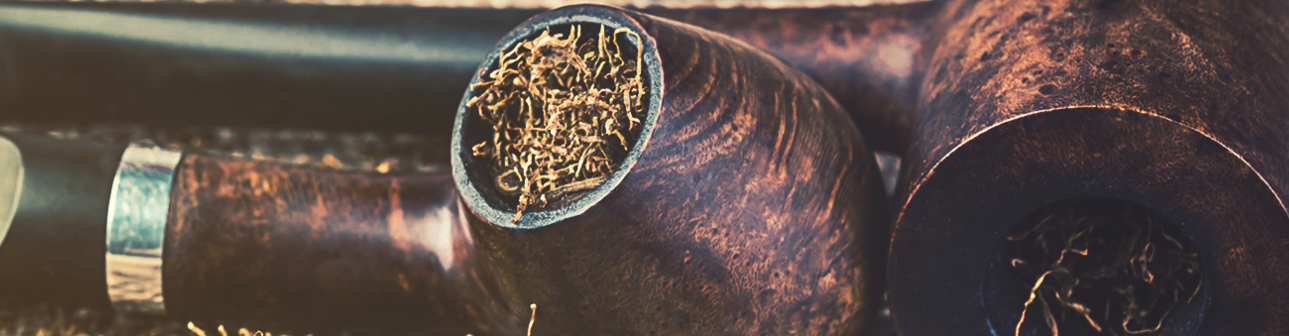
[466,24,647,222]
[1005,199,1203,336]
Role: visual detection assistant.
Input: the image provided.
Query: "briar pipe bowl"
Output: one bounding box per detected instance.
[0,5,890,336]
[887,0,1289,335]
[450,5,888,335]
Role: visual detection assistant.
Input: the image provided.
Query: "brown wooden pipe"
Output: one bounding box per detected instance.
[646,3,939,154]
[451,5,889,335]
[887,0,1289,335]
[163,157,511,334]
[155,5,888,335]
[0,2,938,155]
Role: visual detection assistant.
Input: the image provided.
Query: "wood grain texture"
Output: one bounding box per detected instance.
[888,0,1289,335]
[648,2,939,154]
[163,156,517,335]
[0,2,935,156]
[457,6,889,335]
[152,6,891,335]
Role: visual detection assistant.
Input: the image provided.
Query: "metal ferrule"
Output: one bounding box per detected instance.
[105,141,182,314]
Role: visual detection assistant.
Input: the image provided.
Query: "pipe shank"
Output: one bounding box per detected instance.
[162,155,513,334]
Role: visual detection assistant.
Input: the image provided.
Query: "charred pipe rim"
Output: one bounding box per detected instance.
[887,106,1289,335]
[451,5,663,229]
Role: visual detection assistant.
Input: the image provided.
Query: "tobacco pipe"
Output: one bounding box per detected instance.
[887,0,1289,335]
[0,5,888,335]
[0,1,936,154]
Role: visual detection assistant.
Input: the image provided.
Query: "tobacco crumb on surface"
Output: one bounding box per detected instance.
[1003,198,1203,336]
[466,23,647,222]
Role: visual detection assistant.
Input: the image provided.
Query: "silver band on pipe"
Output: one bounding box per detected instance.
[105,141,182,314]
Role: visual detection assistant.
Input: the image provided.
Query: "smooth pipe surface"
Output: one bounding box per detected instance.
[0,133,126,309]
[163,156,504,334]
[647,4,937,153]
[453,5,887,335]
[888,0,1289,335]
[0,2,537,142]
[68,4,901,335]
[0,1,936,154]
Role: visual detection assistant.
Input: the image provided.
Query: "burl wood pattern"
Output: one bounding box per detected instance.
[889,0,1289,335]
[164,156,517,335]
[463,8,889,336]
[650,3,940,154]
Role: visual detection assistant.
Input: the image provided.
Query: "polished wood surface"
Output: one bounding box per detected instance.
[163,156,515,334]
[649,3,939,153]
[0,2,936,156]
[455,6,889,335]
[888,0,1289,335]
[158,5,889,335]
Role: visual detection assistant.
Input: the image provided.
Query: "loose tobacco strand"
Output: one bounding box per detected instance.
[467,24,647,222]
[1009,202,1202,336]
